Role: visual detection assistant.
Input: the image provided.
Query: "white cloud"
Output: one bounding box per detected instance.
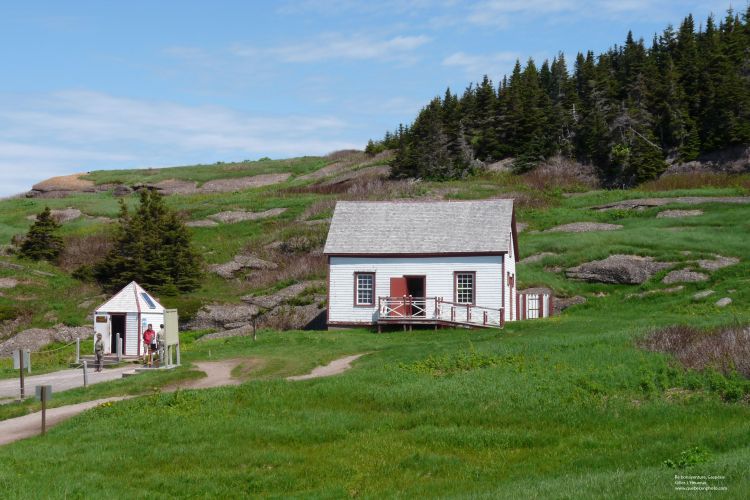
[442,51,519,79]
[230,33,431,64]
[0,91,360,196]
[467,0,576,27]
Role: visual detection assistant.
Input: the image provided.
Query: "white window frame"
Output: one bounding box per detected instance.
[454,272,475,305]
[354,272,375,306]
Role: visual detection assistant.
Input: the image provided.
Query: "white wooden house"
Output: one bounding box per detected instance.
[323,200,520,329]
[93,281,165,356]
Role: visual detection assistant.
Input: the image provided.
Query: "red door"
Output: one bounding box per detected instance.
[389,277,409,317]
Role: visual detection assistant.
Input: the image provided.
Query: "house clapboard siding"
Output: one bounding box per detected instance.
[328,255,505,325]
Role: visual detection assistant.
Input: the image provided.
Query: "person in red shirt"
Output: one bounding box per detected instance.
[143,324,156,367]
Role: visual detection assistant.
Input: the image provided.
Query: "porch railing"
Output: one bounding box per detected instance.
[378,296,503,327]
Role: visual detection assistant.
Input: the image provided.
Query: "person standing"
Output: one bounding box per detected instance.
[94,333,104,372]
[143,324,156,367]
[156,324,166,368]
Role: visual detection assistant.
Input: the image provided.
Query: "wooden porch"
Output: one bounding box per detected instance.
[376,296,504,331]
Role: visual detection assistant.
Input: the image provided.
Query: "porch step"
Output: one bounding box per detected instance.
[121,370,140,378]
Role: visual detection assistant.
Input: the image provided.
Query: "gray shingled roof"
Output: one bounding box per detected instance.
[324,199,515,255]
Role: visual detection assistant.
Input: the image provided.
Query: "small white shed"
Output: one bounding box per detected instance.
[93,281,165,356]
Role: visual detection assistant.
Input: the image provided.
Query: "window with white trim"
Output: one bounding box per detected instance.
[455,273,475,304]
[355,273,375,305]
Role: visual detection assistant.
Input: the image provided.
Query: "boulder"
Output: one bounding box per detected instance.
[566,255,672,284]
[188,303,259,330]
[661,269,709,284]
[0,325,94,357]
[692,290,715,300]
[715,297,732,307]
[545,222,622,233]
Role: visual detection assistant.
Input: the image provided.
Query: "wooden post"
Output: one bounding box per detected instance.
[116,334,122,362]
[252,316,257,341]
[40,386,47,435]
[18,350,25,400]
[75,338,80,364]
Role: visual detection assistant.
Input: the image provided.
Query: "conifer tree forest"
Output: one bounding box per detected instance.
[374,9,750,185]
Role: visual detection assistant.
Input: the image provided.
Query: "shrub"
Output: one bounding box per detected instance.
[664,447,711,469]
[57,232,113,272]
[19,207,63,261]
[638,324,750,378]
[520,156,600,191]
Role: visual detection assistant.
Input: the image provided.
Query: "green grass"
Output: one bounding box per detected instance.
[0,159,749,497]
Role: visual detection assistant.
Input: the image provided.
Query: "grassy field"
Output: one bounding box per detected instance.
[0,162,748,497]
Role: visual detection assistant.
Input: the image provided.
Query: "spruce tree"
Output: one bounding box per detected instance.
[94,190,203,294]
[19,207,63,261]
[383,7,749,186]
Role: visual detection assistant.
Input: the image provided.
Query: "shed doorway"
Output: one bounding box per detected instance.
[110,314,126,353]
[404,275,426,317]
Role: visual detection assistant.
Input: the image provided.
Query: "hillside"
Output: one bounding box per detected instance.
[0,154,748,496]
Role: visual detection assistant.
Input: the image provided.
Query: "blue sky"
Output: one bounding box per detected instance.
[0,0,735,196]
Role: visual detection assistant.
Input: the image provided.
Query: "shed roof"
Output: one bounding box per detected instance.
[95,281,165,314]
[324,199,517,255]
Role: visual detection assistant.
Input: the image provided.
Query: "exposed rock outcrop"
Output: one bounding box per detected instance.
[0,325,94,357]
[657,209,703,218]
[242,281,323,310]
[207,208,287,224]
[662,269,709,284]
[188,304,260,331]
[592,196,750,211]
[26,208,82,224]
[554,296,586,314]
[545,222,622,233]
[209,255,278,279]
[697,255,739,271]
[566,255,672,284]
[520,252,557,264]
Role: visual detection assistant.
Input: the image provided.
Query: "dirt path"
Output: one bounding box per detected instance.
[0,396,131,446]
[0,366,136,401]
[287,353,368,381]
[0,359,255,446]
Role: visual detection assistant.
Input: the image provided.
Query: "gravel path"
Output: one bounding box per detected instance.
[0,366,135,401]
[287,353,368,381]
[0,359,252,446]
